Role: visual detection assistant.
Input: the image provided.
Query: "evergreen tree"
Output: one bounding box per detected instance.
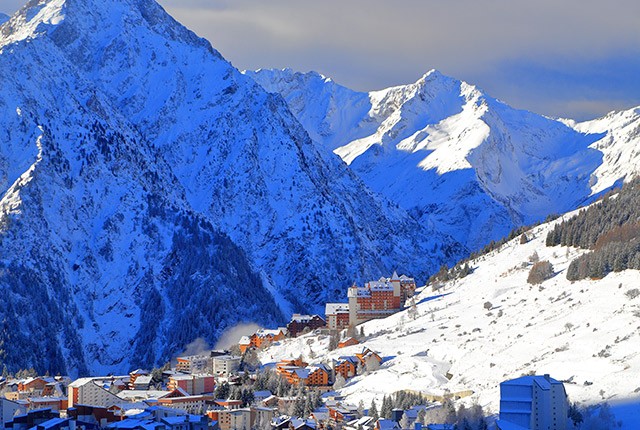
[369,399,379,420]
[215,381,230,399]
[293,395,306,417]
[380,395,392,419]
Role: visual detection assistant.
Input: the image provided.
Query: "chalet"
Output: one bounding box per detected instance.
[261,395,279,408]
[306,364,331,387]
[348,272,417,326]
[128,369,149,389]
[42,381,66,398]
[284,365,331,387]
[250,328,287,349]
[18,377,51,394]
[276,358,308,370]
[355,348,382,367]
[310,410,329,426]
[334,357,359,380]
[272,415,292,430]
[325,303,350,331]
[286,314,326,337]
[344,416,375,430]
[238,337,252,354]
[337,337,360,348]
[328,404,358,424]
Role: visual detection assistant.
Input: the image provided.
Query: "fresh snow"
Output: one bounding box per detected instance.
[248,69,640,251]
[0,0,463,374]
[260,207,640,428]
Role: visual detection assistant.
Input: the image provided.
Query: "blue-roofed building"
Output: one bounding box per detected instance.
[497,374,567,430]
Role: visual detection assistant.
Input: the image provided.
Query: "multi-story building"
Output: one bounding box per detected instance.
[27,397,68,412]
[334,357,359,380]
[348,272,416,326]
[215,408,253,430]
[286,314,326,337]
[497,374,568,430]
[325,303,350,331]
[67,377,126,408]
[157,394,215,415]
[176,355,211,374]
[1,398,27,428]
[167,374,215,395]
[239,328,288,353]
[212,355,241,376]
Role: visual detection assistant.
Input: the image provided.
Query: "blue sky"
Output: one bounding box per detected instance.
[2,0,639,120]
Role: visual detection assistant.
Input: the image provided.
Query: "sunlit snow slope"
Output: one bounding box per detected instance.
[261,207,640,427]
[248,69,640,251]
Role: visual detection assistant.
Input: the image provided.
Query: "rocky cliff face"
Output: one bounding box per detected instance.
[0,0,462,374]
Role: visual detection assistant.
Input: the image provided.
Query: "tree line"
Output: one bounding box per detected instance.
[545,178,640,280]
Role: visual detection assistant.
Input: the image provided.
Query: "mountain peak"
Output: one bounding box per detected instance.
[0,0,65,47]
[1,0,213,55]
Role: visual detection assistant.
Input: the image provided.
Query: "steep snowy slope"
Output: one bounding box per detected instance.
[37,0,464,309]
[260,208,640,428]
[0,0,463,374]
[0,31,286,375]
[572,107,640,194]
[248,69,627,250]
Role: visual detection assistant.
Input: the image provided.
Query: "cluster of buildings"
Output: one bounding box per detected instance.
[0,354,569,430]
[266,346,383,389]
[238,313,328,355]
[238,272,417,356]
[326,272,417,331]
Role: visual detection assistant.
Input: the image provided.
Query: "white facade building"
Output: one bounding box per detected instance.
[1,398,26,428]
[67,377,125,408]
[497,374,568,430]
[212,355,241,376]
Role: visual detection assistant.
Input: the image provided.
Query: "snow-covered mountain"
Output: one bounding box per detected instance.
[0,0,464,374]
[571,107,640,194]
[247,69,640,250]
[260,206,640,428]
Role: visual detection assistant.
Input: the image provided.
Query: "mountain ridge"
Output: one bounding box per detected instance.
[0,0,464,374]
[247,68,639,250]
